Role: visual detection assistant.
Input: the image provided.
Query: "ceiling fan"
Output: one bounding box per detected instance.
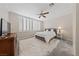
[38,11,49,18]
[38,3,54,18]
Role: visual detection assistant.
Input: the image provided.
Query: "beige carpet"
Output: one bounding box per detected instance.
[48,40,73,56]
[19,37,60,56]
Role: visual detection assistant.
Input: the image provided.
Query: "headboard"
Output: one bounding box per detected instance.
[45,28,58,36]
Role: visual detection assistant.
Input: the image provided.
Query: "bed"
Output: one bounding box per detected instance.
[19,28,59,56]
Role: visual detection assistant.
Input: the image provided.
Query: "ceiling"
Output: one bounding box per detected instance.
[0,3,74,20]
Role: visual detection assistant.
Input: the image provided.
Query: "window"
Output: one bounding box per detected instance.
[29,19,33,31]
[26,18,30,31]
[37,21,41,31]
[19,16,43,32]
[33,20,37,31]
[19,16,23,32]
[23,17,27,31]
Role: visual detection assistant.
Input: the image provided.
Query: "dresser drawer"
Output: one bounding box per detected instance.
[0,33,16,56]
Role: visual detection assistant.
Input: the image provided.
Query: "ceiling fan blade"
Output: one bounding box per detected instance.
[38,10,49,18]
[43,12,49,14]
[43,15,46,18]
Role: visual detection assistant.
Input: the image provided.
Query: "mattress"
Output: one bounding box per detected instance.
[19,37,60,56]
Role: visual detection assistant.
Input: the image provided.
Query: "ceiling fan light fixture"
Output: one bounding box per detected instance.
[37,3,55,19]
[49,3,54,7]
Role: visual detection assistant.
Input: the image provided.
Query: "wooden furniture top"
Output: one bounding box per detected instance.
[0,33,16,40]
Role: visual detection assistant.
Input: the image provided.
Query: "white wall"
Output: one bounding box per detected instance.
[9,12,44,33]
[9,12,20,33]
[44,13,73,41]
[0,4,75,41]
[76,3,79,56]
[0,4,76,41]
[43,5,74,41]
[0,3,50,21]
[72,4,76,56]
[0,8,9,22]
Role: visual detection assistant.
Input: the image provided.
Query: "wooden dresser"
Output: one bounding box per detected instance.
[0,33,17,56]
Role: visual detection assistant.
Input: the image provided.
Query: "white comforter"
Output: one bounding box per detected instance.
[35,31,55,43]
[19,37,60,56]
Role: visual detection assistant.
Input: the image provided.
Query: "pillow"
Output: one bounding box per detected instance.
[35,31,55,43]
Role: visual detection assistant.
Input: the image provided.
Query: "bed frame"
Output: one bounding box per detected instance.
[35,28,58,43]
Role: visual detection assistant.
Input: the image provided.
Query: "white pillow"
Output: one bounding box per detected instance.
[35,31,55,43]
